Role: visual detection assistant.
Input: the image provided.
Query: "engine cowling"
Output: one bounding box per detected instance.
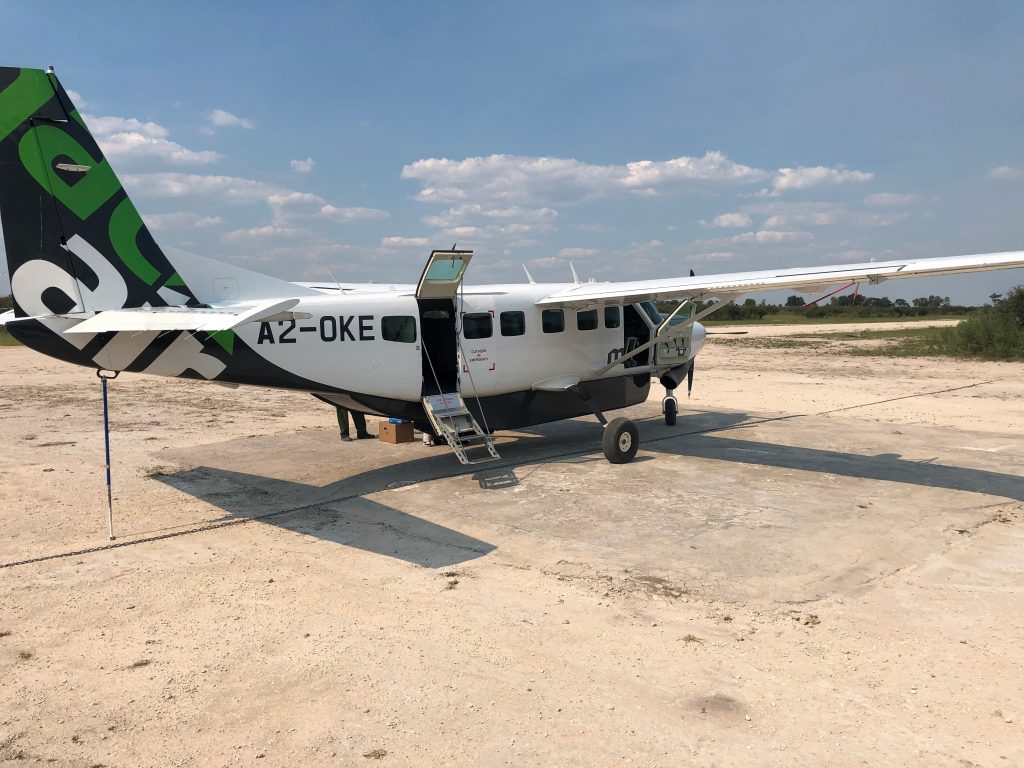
[657,321,705,390]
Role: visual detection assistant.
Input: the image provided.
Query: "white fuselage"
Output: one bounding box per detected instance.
[240,282,703,403]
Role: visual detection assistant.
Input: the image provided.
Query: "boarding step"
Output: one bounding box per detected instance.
[422,392,500,466]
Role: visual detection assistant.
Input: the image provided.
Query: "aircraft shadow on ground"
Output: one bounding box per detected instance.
[154,407,1023,567]
[646,431,1024,502]
[510,409,1024,502]
[156,468,496,569]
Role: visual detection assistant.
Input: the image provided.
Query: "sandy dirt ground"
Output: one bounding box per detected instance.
[1,320,1023,767]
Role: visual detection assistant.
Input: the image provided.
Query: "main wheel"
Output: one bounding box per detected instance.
[602,417,640,464]
[664,397,677,426]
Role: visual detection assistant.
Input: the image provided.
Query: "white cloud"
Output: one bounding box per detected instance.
[987,165,1024,180]
[65,89,89,109]
[381,236,429,247]
[85,114,221,165]
[864,192,920,206]
[402,151,769,205]
[143,212,223,230]
[689,251,736,262]
[763,211,837,227]
[290,157,316,173]
[422,204,559,238]
[701,212,752,228]
[528,256,563,267]
[423,203,559,226]
[267,191,325,211]
[318,205,390,222]
[207,109,254,130]
[558,247,599,258]
[122,173,279,201]
[729,230,814,244]
[764,165,874,196]
[749,201,908,228]
[222,225,301,243]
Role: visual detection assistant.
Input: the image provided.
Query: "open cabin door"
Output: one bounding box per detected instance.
[416,249,472,300]
[416,250,472,396]
[415,249,498,465]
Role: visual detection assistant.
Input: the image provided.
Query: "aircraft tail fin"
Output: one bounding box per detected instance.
[0,67,207,317]
[0,67,314,320]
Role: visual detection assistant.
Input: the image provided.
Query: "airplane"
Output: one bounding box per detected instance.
[2,66,1023,466]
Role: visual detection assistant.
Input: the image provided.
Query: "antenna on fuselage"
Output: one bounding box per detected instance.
[522,265,536,284]
[325,266,342,292]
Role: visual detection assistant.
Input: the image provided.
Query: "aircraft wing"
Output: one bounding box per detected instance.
[536,251,1024,307]
[64,298,300,334]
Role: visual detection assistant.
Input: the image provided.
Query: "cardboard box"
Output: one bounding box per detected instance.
[378,421,414,444]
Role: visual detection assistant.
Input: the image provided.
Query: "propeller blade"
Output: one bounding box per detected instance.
[706,331,749,335]
[687,360,694,397]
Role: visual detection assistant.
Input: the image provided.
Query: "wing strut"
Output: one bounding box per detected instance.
[592,295,740,377]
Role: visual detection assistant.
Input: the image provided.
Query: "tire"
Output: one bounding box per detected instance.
[664,398,677,426]
[602,417,640,464]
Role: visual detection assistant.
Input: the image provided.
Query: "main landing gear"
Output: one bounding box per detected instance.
[602,417,640,464]
[572,385,641,464]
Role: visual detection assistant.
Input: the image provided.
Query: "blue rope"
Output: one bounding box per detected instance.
[97,370,118,540]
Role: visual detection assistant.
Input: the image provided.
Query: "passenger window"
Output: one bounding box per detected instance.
[500,311,525,336]
[463,312,493,339]
[381,316,416,343]
[604,306,621,329]
[542,309,565,333]
[577,309,598,331]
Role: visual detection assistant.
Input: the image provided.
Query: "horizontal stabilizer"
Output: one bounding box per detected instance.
[0,310,14,327]
[65,298,300,334]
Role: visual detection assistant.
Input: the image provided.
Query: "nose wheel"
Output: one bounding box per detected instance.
[663,389,678,426]
[602,417,640,464]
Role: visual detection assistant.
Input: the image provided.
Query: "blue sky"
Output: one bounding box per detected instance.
[2,0,1024,302]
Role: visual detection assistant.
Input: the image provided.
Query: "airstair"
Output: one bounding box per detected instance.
[422,392,500,466]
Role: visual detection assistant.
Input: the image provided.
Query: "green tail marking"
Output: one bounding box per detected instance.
[19,124,120,220]
[0,69,53,142]
[109,198,161,285]
[209,330,235,355]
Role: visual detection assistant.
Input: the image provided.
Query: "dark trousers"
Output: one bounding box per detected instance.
[337,406,368,437]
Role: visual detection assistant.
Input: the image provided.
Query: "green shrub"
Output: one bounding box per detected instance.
[927,286,1024,360]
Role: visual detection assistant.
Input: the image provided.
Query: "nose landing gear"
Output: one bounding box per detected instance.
[662,388,678,426]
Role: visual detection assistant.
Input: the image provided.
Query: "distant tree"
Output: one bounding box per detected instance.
[0,295,12,310]
[785,295,804,307]
[894,298,909,307]
[742,298,757,307]
[990,293,1004,306]
[912,297,929,308]
[862,296,892,308]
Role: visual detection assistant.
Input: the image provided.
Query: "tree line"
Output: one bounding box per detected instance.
[658,293,984,321]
